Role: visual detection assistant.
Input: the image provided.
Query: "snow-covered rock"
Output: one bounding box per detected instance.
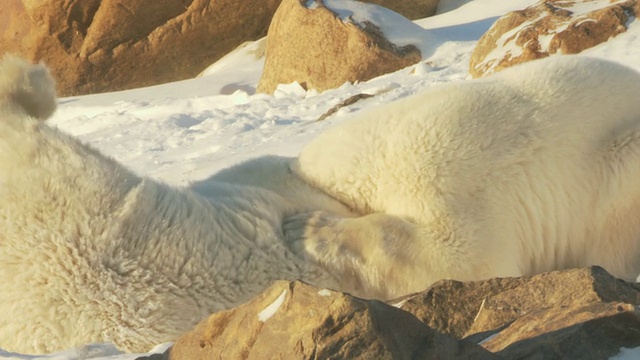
[469,0,640,78]
[257,0,426,94]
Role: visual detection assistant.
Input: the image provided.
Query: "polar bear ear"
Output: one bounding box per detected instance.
[0,55,57,120]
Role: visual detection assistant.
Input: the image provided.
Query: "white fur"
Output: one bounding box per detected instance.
[0,57,350,353]
[286,56,640,300]
[3,54,640,354]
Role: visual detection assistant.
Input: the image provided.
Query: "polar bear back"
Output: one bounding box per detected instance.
[295,56,640,216]
[293,56,640,279]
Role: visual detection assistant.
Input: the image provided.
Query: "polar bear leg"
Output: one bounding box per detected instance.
[283,210,516,299]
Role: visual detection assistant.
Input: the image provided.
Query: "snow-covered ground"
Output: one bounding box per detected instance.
[3,0,640,358]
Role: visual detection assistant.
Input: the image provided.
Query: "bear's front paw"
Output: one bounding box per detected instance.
[282,211,343,259]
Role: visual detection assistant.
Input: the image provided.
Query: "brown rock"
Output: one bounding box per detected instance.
[366,0,440,20]
[169,280,497,360]
[481,302,640,359]
[469,0,640,78]
[256,0,422,94]
[1,0,281,95]
[1,0,435,96]
[394,267,640,338]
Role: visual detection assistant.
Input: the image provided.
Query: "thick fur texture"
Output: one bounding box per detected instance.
[3,54,640,354]
[0,57,354,353]
[285,56,640,300]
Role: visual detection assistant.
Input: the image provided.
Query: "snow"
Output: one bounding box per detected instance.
[317,289,333,297]
[3,0,640,358]
[611,347,640,360]
[319,0,438,55]
[257,290,288,323]
[0,343,172,360]
[556,0,629,16]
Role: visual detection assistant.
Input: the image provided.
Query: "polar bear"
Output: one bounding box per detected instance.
[3,53,640,354]
[0,56,357,354]
[283,55,640,300]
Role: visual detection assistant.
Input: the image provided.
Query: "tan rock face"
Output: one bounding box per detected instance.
[481,302,640,359]
[395,266,640,339]
[469,0,640,78]
[366,0,440,20]
[154,268,640,359]
[168,281,497,360]
[256,0,422,94]
[1,0,435,96]
[1,0,281,95]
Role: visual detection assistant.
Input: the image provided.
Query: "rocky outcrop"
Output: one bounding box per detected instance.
[396,266,640,338]
[152,267,640,359]
[1,0,281,95]
[396,267,640,359]
[366,0,440,20]
[167,281,496,360]
[1,0,437,96]
[257,0,423,94]
[469,0,640,78]
[480,301,640,359]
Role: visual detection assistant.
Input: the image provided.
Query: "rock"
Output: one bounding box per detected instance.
[1,0,435,96]
[365,0,440,20]
[168,281,497,360]
[481,302,640,359]
[469,0,640,78]
[256,0,423,94]
[394,267,640,338]
[1,0,281,95]
[317,93,375,121]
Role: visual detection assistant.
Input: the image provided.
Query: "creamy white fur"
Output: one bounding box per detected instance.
[0,57,352,353]
[286,56,640,300]
[3,55,640,354]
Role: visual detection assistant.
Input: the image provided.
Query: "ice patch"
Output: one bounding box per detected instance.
[392,299,407,308]
[478,332,499,345]
[610,346,640,360]
[258,289,288,322]
[317,289,332,296]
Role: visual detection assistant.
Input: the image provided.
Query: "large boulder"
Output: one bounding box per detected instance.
[166,281,496,359]
[1,0,281,95]
[1,0,436,96]
[480,301,640,359]
[256,0,424,94]
[366,0,440,20]
[469,0,640,78]
[143,267,640,359]
[394,266,640,359]
[395,266,640,338]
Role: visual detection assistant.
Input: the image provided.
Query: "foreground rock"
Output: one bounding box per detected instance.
[257,0,423,94]
[167,281,495,359]
[144,268,640,359]
[396,266,640,359]
[481,301,640,359]
[469,0,640,77]
[396,266,640,338]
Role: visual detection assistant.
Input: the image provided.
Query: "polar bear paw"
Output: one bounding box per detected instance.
[283,211,365,269]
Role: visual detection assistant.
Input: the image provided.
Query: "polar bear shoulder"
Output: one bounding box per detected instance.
[286,56,640,299]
